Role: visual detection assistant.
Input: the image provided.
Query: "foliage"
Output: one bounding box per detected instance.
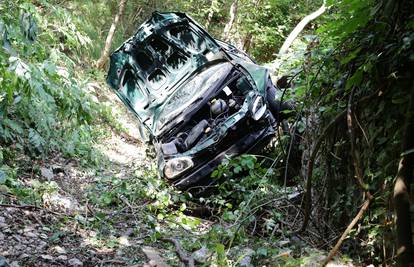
[279,0,414,264]
[1,0,412,265]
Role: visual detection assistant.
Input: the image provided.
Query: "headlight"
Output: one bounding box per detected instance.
[250,96,267,121]
[164,157,194,179]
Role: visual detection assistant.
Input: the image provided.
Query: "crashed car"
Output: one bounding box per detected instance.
[106,12,290,190]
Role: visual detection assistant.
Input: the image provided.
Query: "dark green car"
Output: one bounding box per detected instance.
[107,12,287,190]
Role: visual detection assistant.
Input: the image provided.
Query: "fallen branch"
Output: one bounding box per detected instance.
[323,198,371,265]
[323,88,373,265]
[162,238,195,267]
[0,203,61,216]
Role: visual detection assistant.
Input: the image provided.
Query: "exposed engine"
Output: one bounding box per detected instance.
[160,79,247,157]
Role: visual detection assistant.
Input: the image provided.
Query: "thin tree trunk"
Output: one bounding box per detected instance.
[222,0,238,41]
[96,0,127,69]
[205,0,217,31]
[241,33,252,52]
[394,82,414,266]
[278,0,326,55]
[323,89,373,265]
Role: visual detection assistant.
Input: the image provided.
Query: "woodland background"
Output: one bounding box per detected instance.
[0,0,413,266]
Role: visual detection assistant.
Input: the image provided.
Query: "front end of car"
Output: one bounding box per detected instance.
[106,11,279,190]
[155,64,276,190]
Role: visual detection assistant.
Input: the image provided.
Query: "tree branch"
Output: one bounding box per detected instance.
[96,0,128,69]
[300,90,379,232]
[393,82,414,266]
[162,238,195,267]
[279,0,326,55]
[323,88,373,265]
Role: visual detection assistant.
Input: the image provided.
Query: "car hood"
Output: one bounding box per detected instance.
[106,12,228,137]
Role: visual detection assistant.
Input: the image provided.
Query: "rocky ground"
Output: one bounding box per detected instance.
[0,84,179,267]
[0,82,354,267]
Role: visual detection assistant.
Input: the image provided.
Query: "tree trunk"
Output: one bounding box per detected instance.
[278,0,326,55]
[96,0,127,69]
[205,0,217,31]
[222,0,238,41]
[241,33,252,52]
[394,82,414,266]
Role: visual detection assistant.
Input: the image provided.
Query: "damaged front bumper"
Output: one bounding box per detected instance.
[156,91,276,189]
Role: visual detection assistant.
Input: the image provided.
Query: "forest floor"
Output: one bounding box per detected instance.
[0,83,182,267]
[0,82,352,267]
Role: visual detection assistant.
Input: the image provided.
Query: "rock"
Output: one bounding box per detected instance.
[148,260,157,267]
[40,167,54,180]
[118,236,130,246]
[13,244,24,252]
[123,228,134,237]
[23,226,35,232]
[53,246,66,254]
[56,255,68,261]
[18,254,29,260]
[68,258,83,266]
[12,235,22,243]
[0,232,4,241]
[40,255,54,261]
[38,241,47,250]
[9,262,19,267]
[192,246,210,263]
[24,232,37,238]
[39,233,48,239]
[0,216,5,224]
[239,248,254,267]
[278,239,290,247]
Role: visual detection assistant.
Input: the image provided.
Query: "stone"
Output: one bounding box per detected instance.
[40,255,54,261]
[38,241,47,250]
[18,253,29,260]
[53,246,66,254]
[239,248,254,267]
[68,258,83,267]
[24,232,37,238]
[39,233,48,239]
[56,255,68,261]
[192,246,211,263]
[40,167,54,180]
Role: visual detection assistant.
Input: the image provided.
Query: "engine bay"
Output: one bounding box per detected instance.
[159,75,251,157]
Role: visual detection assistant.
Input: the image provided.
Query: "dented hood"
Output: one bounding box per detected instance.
[106,12,230,137]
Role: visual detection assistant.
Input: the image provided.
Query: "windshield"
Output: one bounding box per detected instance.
[155,62,233,135]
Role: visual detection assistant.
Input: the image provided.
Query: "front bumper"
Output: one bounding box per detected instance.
[156,105,276,190]
[173,124,275,190]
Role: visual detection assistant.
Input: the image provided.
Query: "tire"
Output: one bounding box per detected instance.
[266,85,296,121]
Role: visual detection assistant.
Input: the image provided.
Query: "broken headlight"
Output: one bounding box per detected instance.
[164,157,194,179]
[250,95,267,121]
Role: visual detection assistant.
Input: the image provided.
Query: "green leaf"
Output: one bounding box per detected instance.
[257,247,268,256]
[345,68,363,91]
[0,170,6,184]
[340,48,362,65]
